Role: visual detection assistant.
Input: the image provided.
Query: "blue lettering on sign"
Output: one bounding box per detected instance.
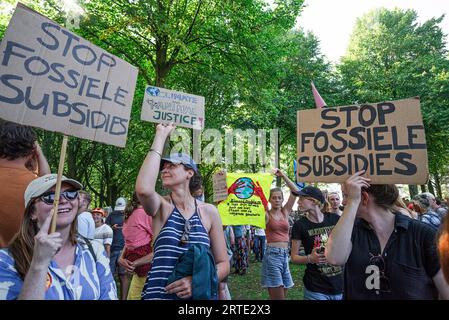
[147,87,199,104]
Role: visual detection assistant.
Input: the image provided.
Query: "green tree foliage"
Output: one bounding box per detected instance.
[0,0,308,204]
[277,31,333,151]
[339,8,449,198]
[1,3,447,201]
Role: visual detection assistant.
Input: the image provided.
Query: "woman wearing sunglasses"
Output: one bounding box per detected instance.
[326,171,449,300]
[0,174,117,300]
[136,123,229,300]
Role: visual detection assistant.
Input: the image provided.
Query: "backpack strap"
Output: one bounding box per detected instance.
[78,234,97,263]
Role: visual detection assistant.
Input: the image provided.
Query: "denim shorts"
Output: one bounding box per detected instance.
[109,249,126,276]
[261,246,294,288]
[303,287,343,300]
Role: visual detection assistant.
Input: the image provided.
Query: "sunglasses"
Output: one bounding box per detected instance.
[39,190,79,205]
[179,219,192,246]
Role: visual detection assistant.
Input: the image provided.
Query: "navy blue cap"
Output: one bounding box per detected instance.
[160,152,198,173]
[292,186,325,204]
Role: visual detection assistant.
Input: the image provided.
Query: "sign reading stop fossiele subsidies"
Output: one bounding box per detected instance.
[0,3,138,147]
[296,98,428,184]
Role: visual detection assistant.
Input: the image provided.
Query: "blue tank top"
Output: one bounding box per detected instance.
[141,197,210,300]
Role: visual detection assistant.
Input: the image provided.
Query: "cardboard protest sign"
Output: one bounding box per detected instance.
[0,4,138,147]
[297,98,428,184]
[141,85,205,130]
[212,170,228,202]
[217,172,272,228]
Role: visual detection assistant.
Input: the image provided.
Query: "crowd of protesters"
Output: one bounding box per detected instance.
[0,120,449,300]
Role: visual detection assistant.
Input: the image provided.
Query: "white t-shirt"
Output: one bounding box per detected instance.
[254,227,266,236]
[94,223,113,246]
[77,211,96,240]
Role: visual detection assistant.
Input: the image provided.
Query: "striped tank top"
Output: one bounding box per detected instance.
[141,198,210,300]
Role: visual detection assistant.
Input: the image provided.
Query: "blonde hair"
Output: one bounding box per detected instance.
[325,191,341,213]
[327,191,341,200]
[394,198,415,218]
[322,200,331,212]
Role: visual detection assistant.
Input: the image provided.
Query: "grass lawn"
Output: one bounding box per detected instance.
[228,257,306,300]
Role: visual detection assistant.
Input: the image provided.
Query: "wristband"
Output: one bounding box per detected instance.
[150,149,162,157]
[307,254,311,264]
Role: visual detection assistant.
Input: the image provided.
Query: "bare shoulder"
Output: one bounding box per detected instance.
[160,195,174,208]
[197,202,218,217]
[161,195,171,203]
[155,195,174,219]
[197,203,222,230]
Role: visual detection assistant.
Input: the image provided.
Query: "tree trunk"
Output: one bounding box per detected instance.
[155,36,169,88]
[420,185,427,193]
[408,184,418,199]
[110,184,119,208]
[276,139,281,187]
[39,131,57,172]
[66,143,77,181]
[156,67,167,87]
[427,176,435,196]
[434,173,443,199]
[102,155,112,207]
[99,178,105,207]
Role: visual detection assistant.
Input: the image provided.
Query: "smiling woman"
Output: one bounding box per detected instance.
[0,174,118,300]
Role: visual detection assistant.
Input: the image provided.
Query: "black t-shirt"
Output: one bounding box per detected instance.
[291,213,343,295]
[344,213,440,300]
[105,210,125,251]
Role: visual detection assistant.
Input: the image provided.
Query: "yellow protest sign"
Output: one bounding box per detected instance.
[217,173,272,228]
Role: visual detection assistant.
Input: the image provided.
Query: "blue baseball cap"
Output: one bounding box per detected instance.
[160,152,198,173]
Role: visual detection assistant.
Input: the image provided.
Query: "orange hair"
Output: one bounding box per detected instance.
[438,216,449,284]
